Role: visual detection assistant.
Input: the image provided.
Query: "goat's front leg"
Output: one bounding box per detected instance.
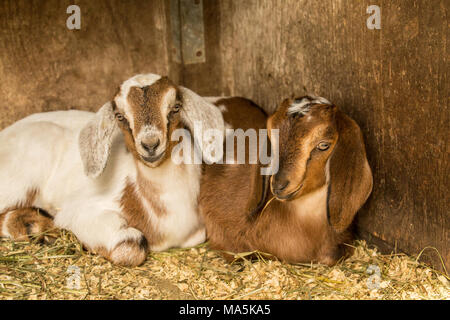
[0,208,55,243]
[54,209,148,267]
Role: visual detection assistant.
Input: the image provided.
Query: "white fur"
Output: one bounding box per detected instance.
[217,105,228,113]
[204,97,230,113]
[0,109,205,253]
[136,124,165,156]
[181,228,206,248]
[204,96,236,132]
[287,95,332,115]
[325,158,331,184]
[291,185,328,222]
[136,160,203,251]
[0,74,223,257]
[0,111,139,250]
[1,211,11,238]
[161,88,176,117]
[204,96,229,104]
[179,87,225,164]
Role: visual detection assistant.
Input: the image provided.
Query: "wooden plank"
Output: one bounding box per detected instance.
[180,0,224,95]
[184,0,449,271]
[0,0,171,129]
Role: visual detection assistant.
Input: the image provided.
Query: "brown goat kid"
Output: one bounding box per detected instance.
[200,96,373,265]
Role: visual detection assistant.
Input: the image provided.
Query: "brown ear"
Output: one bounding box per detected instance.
[327,111,373,233]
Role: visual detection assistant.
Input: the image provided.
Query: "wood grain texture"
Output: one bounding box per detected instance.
[181,0,223,95]
[0,0,172,129]
[185,0,448,271]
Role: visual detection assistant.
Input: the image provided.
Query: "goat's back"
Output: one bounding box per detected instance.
[199,97,267,254]
[0,112,87,212]
[0,110,132,216]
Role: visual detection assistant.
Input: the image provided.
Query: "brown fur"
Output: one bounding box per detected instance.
[267,99,339,198]
[0,213,5,234]
[207,97,269,219]
[105,142,178,267]
[200,97,373,265]
[87,77,187,266]
[136,173,167,218]
[120,179,165,247]
[113,78,192,257]
[109,237,148,266]
[91,236,148,267]
[327,113,373,233]
[0,188,55,242]
[114,77,184,166]
[0,208,55,243]
[1,78,192,267]
[126,78,171,134]
[90,236,148,267]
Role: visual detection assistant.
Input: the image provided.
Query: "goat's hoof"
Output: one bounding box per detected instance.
[110,235,149,267]
[1,208,55,242]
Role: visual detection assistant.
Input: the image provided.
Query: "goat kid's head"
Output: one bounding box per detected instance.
[113,75,181,167]
[79,73,224,177]
[267,96,373,232]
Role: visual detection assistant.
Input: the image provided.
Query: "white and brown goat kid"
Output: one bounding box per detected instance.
[0,73,224,266]
[200,96,373,265]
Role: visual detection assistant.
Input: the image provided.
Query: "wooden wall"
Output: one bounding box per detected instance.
[0,0,177,129]
[189,0,448,271]
[0,0,448,270]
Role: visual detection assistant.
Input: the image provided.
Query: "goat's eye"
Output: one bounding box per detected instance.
[172,103,182,113]
[115,113,125,121]
[317,142,330,151]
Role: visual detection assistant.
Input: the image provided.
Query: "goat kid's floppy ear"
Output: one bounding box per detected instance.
[79,102,118,178]
[179,86,225,163]
[327,111,373,233]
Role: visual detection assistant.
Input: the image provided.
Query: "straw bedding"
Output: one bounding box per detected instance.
[0,230,448,300]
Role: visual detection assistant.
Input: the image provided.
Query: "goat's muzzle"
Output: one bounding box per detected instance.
[141,139,160,155]
[137,134,166,166]
[140,150,166,164]
[271,175,303,200]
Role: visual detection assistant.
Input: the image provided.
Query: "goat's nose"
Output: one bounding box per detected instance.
[141,138,160,154]
[272,179,290,194]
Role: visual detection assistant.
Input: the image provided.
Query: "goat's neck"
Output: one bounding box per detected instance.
[286,158,331,223]
[135,157,201,194]
[134,135,200,198]
[284,184,329,224]
[136,159,178,189]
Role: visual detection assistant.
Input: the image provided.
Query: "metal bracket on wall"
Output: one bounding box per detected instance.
[170,0,206,65]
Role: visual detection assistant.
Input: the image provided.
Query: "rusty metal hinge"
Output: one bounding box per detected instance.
[170,0,206,65]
